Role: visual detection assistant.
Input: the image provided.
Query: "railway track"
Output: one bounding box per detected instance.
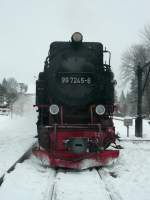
[97,168,123,200]
[0,152,124,200]
[0,142,37,186]
[46,168,123,200]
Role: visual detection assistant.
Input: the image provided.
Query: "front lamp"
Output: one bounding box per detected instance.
[71,32,83,43]
[49,104,59,115]
[95,105,105,115]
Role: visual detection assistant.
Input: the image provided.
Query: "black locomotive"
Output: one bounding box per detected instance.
[34,32,119,169]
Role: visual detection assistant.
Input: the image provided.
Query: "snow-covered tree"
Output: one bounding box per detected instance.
[0,77,28,106]
[18,83,28,94]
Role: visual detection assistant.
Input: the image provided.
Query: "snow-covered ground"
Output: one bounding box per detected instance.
[0,156,56,200]
[0,100,150,200]
[114,117,150,139]
[101,142,150,200]
[0,94,37,177]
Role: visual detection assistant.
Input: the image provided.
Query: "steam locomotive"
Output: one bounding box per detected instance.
[34,32,119,169]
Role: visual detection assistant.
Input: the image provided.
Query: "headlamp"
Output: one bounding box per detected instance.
[49,104,59,115]
[95,105,105,115]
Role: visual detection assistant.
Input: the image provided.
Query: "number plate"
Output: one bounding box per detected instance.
[57,72,94,85]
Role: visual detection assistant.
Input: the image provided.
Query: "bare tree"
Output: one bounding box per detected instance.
[142,25,150,46]
[120,43,148,115]
[141,25,150,116]
[121,44,147,85]
[120,25,150,116]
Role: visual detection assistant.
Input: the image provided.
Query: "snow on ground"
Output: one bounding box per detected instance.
[101,141,150,200]
[0,94,37,177]
[114,117,150,139]
[0,104,150,200]
[0,156,56,200]
[54,169,110,200]
[98,117,150,200]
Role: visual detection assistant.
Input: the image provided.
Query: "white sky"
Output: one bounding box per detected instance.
[0,0,150,93]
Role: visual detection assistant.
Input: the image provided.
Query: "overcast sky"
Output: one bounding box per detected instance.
[0,0,150,92]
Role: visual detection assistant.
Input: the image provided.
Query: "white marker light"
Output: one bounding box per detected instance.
[49,104,59,115]
[95,105,105,115]
[71,32,83,42]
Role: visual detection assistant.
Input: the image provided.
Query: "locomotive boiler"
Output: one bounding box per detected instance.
[34,32,119,169]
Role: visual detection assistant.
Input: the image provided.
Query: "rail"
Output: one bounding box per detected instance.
[0,142,37,186]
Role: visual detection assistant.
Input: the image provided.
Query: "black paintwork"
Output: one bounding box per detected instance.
[36,41,114,107]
